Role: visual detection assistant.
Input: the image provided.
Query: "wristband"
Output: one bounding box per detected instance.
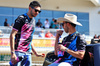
[11,51,15,54]
[66,48,69,52]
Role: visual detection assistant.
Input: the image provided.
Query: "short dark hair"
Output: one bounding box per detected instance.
[46,19,48,20]
[70,23,76,27]
[54,19,57,23]
[29,1,41,8]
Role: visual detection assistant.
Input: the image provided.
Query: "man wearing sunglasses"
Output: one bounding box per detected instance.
[48,14,87,66]
[10,1,44,66]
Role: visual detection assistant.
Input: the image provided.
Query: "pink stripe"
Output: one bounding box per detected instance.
[18,43,29,48]
[21,33,31,39]
[22,24,27,32]
[21,25,32,39]
[13,28,18,31]
[78,50,85,51]
[15,50,28,53]
[16,57,19,62]
[63,44,67,55]
[28,26,32,32]
[17,42,30,52]
[59,51,61,54]
[54,58,62,63]
[23,48,29,51]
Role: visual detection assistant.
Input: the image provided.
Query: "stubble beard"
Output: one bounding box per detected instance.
[65,27,69,33]
[30,10,35,17]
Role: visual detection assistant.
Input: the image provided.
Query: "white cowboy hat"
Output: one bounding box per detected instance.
[57,13,82,26]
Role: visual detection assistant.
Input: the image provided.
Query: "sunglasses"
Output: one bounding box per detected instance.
[62,22,68,26]
[31,7,41,13]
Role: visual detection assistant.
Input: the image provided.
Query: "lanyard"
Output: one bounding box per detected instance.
[70,31,78,36]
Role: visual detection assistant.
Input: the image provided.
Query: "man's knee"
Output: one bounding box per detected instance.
[58,62,72,66]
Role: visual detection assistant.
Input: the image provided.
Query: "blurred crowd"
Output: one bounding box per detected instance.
[1,18,62,38]
[3,18,62,29]
[90,34,100,44]
[35,18,63,29]
[4,18,14,28]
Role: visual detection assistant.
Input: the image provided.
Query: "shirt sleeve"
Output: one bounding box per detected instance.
[13,15,24,31]
[76,35,87,51]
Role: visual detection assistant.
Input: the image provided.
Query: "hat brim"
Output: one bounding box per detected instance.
[57,17,82,26]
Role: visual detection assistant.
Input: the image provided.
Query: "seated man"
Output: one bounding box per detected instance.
[48,14,87,66]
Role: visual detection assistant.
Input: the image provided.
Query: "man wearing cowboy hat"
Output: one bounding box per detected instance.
[48,14,87,66]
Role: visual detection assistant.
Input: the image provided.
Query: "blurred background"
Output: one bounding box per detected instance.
[0,0,100,66]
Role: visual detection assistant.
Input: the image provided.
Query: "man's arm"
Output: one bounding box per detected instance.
[10,29,18,52]
[31,43,44,57]
[31,43,38,56]
[58,44,85,59]
[54,30,63,55]
[54,34,59,55]
[10,29,18,64]
[67,49,85,59]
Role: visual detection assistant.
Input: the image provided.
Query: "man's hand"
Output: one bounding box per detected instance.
[11,53,18,65]
[58,44,85,59]
[58,44,66,51]
[35,53,45,57]
[56,30,63,37]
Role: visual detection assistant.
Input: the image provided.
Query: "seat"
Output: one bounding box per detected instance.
[80,47,94,66]
[43,51,58,66]
[43,50,94,66]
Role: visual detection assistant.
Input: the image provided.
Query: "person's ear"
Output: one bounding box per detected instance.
[67,23,70,26]
[29,7,32,10]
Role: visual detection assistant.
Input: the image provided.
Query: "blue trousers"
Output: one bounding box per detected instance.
[48,62,72,66]
[14,51,32,66]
